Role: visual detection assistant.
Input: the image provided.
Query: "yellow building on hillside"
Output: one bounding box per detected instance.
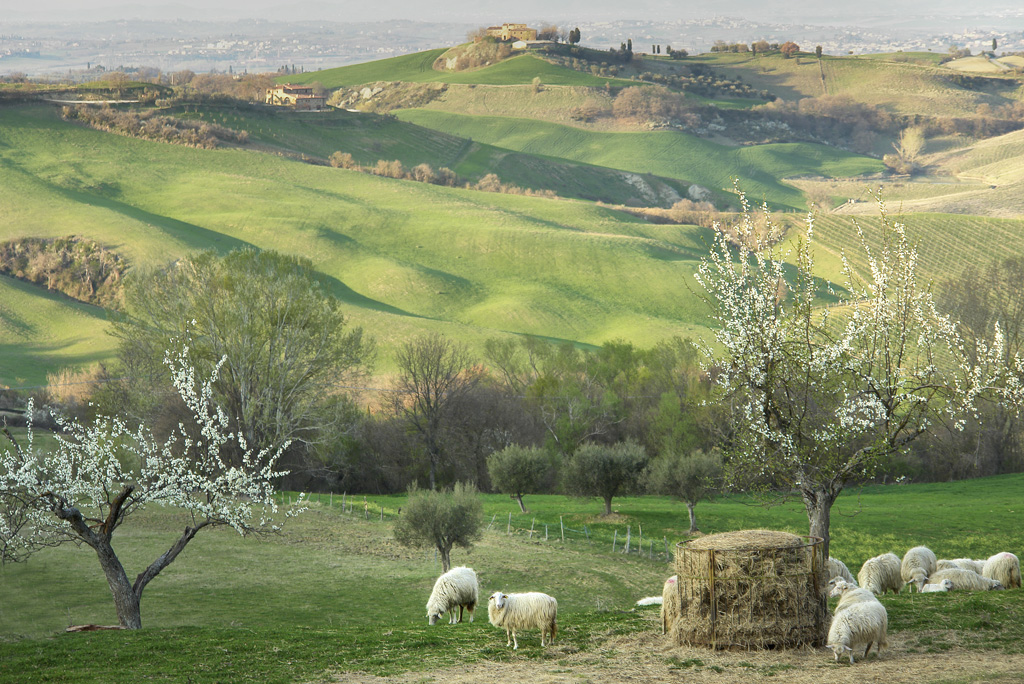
[485,23,538,42]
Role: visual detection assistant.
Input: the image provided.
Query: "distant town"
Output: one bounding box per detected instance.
[2,15,1024,78]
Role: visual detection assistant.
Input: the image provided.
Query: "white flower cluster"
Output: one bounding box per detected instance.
[0,336,301,562]
[694,188,979,490]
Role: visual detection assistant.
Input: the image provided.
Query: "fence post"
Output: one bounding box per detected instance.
[638,524,642,553]
[584,525,590,541]
[380,505,384,521]
[487,514,497,531]
[330,492,333,507]
[343,492,346,511]
[612,530,618,553]
[625,526,631,554]
[545,524,549,541]
[529,518,535,539]
[560,516,564,543]
[507,512,512,536]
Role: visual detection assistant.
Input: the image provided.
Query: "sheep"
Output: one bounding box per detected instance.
[858,553,904,595]
[928,567,1005,592]
[829,578,879,611]
[921,578,954,593]
[826,578,888,664]
[426,566,479,626]
[828,557,857,586]
[936,558,985,574]
[487,591,557,649]
[661,575,679,635]
[901,546,937,592]
[983,552,1021,589]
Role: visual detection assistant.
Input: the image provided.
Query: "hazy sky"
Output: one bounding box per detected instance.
[7,0,1022,24]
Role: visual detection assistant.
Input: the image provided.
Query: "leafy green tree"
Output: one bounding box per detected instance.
[487,445,552,512]
[394,482,483,572]
[111,248,374,468]
[646,449,723,533]
[815,45,823,59]
[562,441,647,515]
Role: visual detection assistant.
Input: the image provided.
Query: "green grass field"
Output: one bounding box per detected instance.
[1,475,1022,682]
[178,106,689,206]
[395,108,884,210]
[0,103,719,385]
[691,52,1024,117]
[283,51,633,89]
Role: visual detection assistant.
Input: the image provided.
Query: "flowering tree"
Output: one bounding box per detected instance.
[0,338,301,629]
[695,193,975,558]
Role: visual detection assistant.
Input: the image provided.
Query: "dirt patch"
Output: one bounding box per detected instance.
[324,625,1024,684]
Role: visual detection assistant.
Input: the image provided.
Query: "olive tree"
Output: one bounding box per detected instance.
[393,482,482,573]
[561,441,647,516]
[646,449,723,533]
[487,444,551,512]
[0,339,301,629]
[695,192,976,559]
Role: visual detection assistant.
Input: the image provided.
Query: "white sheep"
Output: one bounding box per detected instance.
[426,566,479,626]
[901,546,937,592]
[936,558,985,574]
[826,578,888,664]
[858,553,904,595]
[928,567,1005,592]
[828,557,857,585]
[921,579,954,593]
[983,552,1021,589]
[487,591,557,649]
[661,575,679,635]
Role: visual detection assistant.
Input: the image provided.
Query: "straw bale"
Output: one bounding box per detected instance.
[672,529,827,650]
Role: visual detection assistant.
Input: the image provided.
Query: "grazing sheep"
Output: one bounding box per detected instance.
[426,566,479,626]
[983,552,1021,589]
[661,575,679,635]
[936,558,986,574]
[858,553,904,595]
[828,557,857,585]
[921,579,954,593]
[928,567,1005,592]
[487,591,557,649]
[827,579,888,664]
[901,546,937,592]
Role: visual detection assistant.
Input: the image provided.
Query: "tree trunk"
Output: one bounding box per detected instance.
[94,538,142,629]
[515,493,526,513]
[439,544,451,573]
[803,486,836,561]
[686,502,698,533]
[603,496,613,516]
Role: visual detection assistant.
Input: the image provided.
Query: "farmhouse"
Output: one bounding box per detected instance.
[265,84,326,110]
[485,23,538,42]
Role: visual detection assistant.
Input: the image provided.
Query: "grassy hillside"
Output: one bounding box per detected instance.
[0,276,114,388]
[694,52,1024,116]
[1,475,1022,682]
[0,103,718,384]
[284,50,632,89]
[395,109,884,210]
[179,106,689,206]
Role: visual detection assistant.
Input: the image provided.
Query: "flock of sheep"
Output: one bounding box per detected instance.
[425,566,557,650]
[658,547,1020,664]
[425,547,1019,662]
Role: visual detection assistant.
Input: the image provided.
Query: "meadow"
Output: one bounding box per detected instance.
[1,475,1023,683]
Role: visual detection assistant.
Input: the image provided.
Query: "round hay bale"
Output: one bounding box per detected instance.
[672,529,827,650]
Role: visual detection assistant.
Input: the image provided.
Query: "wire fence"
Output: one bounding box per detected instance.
[282,491,674,564]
